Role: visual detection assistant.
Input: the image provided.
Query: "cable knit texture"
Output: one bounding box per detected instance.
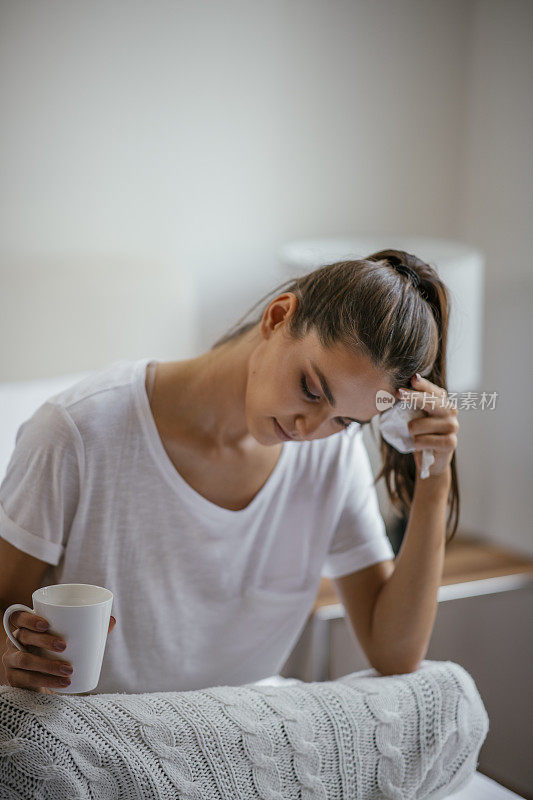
[0,659,488,800]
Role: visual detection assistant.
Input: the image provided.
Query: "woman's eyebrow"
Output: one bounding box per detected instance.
[309,360,372,424]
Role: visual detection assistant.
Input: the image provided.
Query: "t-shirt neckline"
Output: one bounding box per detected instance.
[134,357,292,521]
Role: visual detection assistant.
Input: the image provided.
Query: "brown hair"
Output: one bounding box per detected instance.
[211,249,459,542]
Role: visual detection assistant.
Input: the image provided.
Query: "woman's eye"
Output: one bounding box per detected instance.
[301,375,320,401]
[301,375,353,428]
[336,418,352,429]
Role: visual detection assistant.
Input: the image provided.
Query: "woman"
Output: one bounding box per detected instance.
[0,249,459,694]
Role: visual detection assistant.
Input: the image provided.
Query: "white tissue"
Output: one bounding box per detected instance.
[378,401,435,479]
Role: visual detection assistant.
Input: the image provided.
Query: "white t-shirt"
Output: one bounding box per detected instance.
[0,358,394,693]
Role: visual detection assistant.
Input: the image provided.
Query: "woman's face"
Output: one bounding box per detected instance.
[245,293,395,445]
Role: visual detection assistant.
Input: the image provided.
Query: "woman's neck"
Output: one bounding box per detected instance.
[154,329,261,453]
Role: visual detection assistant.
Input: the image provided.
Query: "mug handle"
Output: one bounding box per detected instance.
[3,604,36,653]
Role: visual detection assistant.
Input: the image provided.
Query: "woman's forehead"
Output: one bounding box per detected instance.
[297,338,394,419]
[299,335,389,384]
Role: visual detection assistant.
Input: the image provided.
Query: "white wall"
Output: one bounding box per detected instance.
[457,0,533,555]
[1,0,531,553]
[0,0,470,354]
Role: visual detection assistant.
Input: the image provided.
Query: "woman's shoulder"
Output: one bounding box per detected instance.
[44,359,148,439]
[49,359,143,407]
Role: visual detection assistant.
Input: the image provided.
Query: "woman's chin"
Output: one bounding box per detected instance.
[249,417,280,446]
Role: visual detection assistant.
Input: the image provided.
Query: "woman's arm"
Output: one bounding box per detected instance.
[368,467,451,675]
[368,373,458,675]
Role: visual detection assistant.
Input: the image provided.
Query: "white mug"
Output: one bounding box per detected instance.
[3,583,113,694]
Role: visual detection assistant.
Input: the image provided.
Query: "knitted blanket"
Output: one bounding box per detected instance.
[0,659,489,800]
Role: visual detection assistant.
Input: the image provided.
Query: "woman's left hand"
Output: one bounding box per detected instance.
[396,374,459,479]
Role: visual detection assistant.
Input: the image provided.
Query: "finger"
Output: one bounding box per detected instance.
[15,626,68,653]
[399,386,448,402]
[408,416,459,436]
[8,611,50,634]
[6,647,73,679]
[108,616,116,633]
[398,390,450,417]
[412,433,458,451]
[7,633,40,658]
[410,373,439,392]
[8,667,72,691]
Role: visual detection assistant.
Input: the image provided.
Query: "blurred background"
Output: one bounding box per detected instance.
[1,1,532,795]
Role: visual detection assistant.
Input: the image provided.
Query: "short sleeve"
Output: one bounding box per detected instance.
[321,429,395,579]
[0,402,83,565]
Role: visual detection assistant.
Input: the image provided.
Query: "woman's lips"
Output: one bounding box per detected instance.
[273,418,293,441]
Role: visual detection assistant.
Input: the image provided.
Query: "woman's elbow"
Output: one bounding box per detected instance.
[370,657,422,676]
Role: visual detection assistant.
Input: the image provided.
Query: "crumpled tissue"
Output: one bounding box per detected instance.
[378,401,435,479]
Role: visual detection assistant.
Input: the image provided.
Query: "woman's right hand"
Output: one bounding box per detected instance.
[2,611,116,693]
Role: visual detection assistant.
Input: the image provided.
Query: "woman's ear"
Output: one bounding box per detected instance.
[261,293,298,337]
